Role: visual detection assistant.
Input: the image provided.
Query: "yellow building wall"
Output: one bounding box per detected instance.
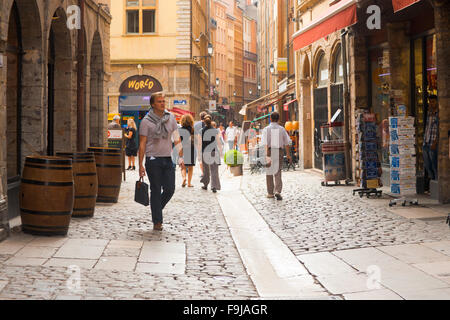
[110,0,179,61]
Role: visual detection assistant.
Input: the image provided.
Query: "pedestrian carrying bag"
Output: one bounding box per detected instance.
[135,177,149,206]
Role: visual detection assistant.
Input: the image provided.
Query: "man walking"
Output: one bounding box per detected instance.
[139,93,185,231]
[423,94,439,181]
[194,111,209,176]
[225,121,238,151]
[261,112,291,200]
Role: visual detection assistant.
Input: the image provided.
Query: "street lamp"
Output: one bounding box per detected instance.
[233,91,236,96]
[216,78,220,86]
[208,43,213,56]
[249,89,253,95]
[270,63,275,74]
[258,83,261,91]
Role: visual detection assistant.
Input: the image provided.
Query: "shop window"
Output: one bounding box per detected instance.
[333,46,344,84]
[316,53,328,88]
[126,0,157,34]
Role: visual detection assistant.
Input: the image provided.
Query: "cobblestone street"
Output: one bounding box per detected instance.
[0,169,257,300]
[0,167,450,300]
[242,170,450,255]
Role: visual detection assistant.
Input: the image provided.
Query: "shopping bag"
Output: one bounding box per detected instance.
[135,177,149,206]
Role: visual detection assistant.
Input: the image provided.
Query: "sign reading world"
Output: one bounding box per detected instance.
[119,75,163,95]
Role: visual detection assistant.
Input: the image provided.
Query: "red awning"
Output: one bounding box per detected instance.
[283,99,297,107]
[293,0,357,51]
[169,107,195,116]
[392,0,421,12]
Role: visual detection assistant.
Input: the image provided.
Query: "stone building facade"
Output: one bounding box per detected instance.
[108,0,209,121]
[0,0,111,240]
[293,0,450,203]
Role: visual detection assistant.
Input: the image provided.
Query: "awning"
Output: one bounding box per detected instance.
[169,107,195,116]
[251,113,271,123]
[283,99,297,107]
[293,0,357,51]
[239,105,247,116]
[168,107,194,121]
[283,99,297,111]
[392,0,421,12]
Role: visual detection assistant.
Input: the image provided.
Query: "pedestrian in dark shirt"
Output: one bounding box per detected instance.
[124,118,138,170]
[200,116,223,193]
[178,114,196,187]
[423,94,439,180]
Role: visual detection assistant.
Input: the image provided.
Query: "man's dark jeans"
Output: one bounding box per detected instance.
[145,157,175,224]
[423,144,438,180]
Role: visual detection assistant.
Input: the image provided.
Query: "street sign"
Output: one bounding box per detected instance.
[209,100,216,111]
[174,100,187,106]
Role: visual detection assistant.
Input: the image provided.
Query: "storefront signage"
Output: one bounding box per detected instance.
[174,100,187,105]
[119,75,163,95]
[279,81,287,93]
[278,58,287,72]
[209,100,216,111]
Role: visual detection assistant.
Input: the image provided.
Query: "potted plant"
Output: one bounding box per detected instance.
[224,149,244,176]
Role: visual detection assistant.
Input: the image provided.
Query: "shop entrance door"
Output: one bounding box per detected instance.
[313,87,328,170]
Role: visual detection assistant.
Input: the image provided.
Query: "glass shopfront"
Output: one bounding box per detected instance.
[412,33,437,181]
[369,46,391,167]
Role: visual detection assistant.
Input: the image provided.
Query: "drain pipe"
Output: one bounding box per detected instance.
[77,0,85,151]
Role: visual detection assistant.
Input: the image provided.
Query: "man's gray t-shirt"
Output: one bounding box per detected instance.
[139,112,178,157]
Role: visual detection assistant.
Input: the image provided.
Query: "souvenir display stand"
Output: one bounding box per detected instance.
[388,116,419,207]
[353,112,383,198]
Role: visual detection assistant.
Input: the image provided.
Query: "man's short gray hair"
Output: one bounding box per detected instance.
[113,115,120,121]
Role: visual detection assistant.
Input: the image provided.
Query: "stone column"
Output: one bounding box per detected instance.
[0,38,10,237]
[433,0,450,204]
[348,32,369,182]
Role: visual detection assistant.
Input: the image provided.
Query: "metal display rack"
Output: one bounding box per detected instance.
[353,112,383,198]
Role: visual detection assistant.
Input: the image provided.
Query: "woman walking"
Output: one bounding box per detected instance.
[124,118,138,170]
[200,116,223,193]
[178,114,196,187]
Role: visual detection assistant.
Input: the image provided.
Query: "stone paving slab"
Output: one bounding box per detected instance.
[297,252,357,276]
[421,241,450,256]
[316,272,379,295]
[343,288,403,300]
[411,261,450,285]
[54,245,106,260]
[377,244,450,264]
[15,246,58,259]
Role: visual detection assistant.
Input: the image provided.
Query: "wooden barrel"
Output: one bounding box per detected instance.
[20,156,74,236]
[56,152,98,217]
[87,147,122,203]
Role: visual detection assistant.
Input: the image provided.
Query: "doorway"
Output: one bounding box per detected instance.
[313,87,328,170]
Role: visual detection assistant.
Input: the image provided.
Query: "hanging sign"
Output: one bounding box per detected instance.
[119,75,163,94]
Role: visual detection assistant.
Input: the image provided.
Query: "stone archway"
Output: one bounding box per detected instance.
[4,0,43,220]
[89,31,105,147]
[300,54,313,169]
[47,7,74,155]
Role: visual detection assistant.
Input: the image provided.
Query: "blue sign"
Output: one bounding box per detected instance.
[174,100,187,105]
